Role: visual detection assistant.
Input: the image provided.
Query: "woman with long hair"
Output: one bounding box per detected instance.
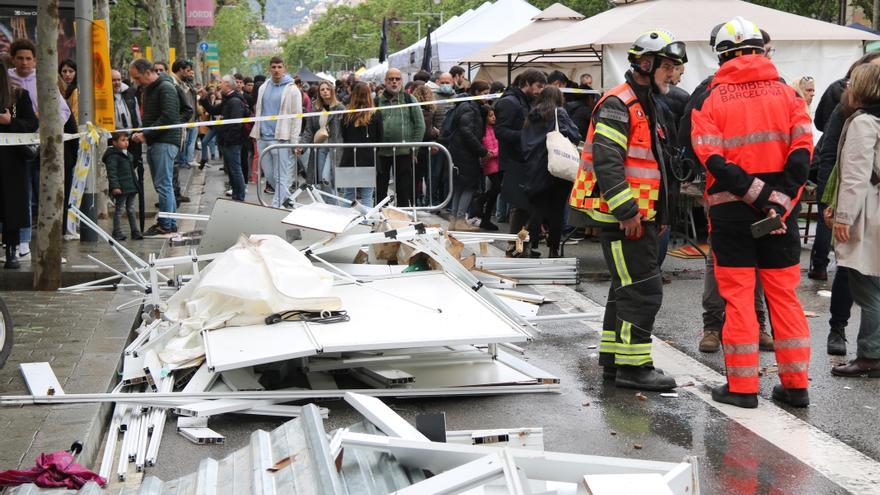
[521,85,580,258]
[825,64,880,377]
[339,82,383,207]
[0,68,38,268]
[301,80,346,198]
[412,83,438,206]
[811,55,880,355]
[58,59,78,120]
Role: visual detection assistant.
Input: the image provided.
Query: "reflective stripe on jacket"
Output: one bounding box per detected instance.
[690,55,813,218]
[569,82,661,222]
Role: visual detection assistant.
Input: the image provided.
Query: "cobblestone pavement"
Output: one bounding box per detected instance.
[0,287,139,470]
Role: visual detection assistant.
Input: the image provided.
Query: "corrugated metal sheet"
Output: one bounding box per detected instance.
[8,405,419,495]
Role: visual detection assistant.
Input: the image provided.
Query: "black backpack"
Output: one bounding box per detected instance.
[438,101,463,145]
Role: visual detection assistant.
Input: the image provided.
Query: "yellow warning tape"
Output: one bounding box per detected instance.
[0,92,502,146]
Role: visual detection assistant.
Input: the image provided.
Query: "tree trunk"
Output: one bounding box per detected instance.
[170,0,187,60]
[94,0,111,219]
[874,0,879,29]
[35,0,64,290]
[146,0,171,63]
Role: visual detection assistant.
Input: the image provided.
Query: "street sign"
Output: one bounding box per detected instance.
[199,41,209,52]
[131,43,141,53]
[205,42,220,81]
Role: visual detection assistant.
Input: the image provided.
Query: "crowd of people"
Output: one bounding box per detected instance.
[0,20,878,404]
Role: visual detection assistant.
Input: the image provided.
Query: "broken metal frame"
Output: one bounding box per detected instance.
[0,384,561,407]
[334,392,699,494]
[341,431,699,494]
[61,206,172,294]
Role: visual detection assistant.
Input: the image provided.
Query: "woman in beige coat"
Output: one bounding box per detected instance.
[828,64,880,378]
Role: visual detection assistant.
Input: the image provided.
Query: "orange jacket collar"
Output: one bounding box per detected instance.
[711,54,779,87]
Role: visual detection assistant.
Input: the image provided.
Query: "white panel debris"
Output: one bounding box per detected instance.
[19,363,65,396]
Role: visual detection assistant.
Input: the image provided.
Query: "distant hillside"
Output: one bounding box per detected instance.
[250,0,312,31]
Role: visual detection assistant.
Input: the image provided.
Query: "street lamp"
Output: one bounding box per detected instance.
[392,19,421,40]
[414,11,444,26]
[125,0,145,35]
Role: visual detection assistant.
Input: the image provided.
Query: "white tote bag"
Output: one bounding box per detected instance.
[546,109,580,182]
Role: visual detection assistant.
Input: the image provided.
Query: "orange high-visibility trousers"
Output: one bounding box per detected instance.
[711,204,810,394]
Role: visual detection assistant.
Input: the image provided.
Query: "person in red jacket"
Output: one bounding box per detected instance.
[692,17,813,409]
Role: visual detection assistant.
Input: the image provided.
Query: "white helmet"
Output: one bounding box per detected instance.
[713,17,764,57]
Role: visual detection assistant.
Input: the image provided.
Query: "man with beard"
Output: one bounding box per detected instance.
[569,30,688,391]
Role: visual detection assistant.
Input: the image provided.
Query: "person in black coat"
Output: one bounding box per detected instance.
[521,86,580,258]
[0,71,38,268]
[448,81,491,231]
[339,82,383,208]
[200,75,249,201]
[494,69,547,243]
[564,84,596,142]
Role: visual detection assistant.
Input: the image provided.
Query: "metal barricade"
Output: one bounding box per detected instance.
[255,142,454,212]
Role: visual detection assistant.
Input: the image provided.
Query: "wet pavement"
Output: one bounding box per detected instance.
[81,166,878,493]
[145,234,870,494]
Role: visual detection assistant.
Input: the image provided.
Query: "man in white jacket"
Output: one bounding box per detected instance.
[250,56,303,207]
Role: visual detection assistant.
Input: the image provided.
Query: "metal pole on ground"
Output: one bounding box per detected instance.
[76,0,98,242]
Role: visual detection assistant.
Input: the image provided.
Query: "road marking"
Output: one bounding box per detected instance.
[537,284,880,495]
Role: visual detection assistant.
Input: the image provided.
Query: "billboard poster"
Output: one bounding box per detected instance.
[186,0,214,27]
[0,5,76,61]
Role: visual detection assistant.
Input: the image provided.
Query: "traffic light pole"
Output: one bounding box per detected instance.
[76,0,98,242]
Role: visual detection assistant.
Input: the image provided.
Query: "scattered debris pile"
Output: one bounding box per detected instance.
[8,393,699,494]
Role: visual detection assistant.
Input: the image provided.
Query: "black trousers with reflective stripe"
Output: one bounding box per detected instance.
[599,225,662,368]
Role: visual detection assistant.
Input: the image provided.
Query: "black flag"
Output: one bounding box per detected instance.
[421,26,433,72]
[379,17,388,63]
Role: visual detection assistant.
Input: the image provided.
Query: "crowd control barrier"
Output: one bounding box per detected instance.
[255,142,455,212]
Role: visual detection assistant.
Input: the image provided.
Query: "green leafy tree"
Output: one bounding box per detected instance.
[108,0,152,70]
[208,2,267,74]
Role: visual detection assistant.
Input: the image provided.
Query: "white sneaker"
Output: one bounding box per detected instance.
[18,243,30,258]
[63,233,80,241]
[61,257,67,264]
[225,189,233,197]
[466,216,481,227]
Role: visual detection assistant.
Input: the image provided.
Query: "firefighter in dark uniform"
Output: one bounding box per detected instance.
[569,30,687,391]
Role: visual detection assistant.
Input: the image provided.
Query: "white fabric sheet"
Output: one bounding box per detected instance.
[159,235,339,364]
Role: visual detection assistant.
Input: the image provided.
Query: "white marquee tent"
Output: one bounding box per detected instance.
[459,3,594,84]
[388,0,540,76]
[360,61,389,82]
[502,0,880,115]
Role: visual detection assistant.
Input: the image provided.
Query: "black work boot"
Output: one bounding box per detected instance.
[602,366,616,381]
[771,384,809,407]
[711,384,758,408]
[604,366,665,381]
[827,326,847,356]
[4,244,19,269]
[615,365,676,391]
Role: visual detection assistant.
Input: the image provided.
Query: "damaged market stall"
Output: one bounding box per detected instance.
[8,393,700,494]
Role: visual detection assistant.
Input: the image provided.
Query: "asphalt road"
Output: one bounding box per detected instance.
[141,169,877,494]
[148,260,873,493]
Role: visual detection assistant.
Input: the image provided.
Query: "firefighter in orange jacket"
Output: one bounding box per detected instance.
[692,17,813,409]
[569,30,687,391]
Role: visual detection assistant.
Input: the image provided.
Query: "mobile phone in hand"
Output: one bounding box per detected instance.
[750,215,784,238]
